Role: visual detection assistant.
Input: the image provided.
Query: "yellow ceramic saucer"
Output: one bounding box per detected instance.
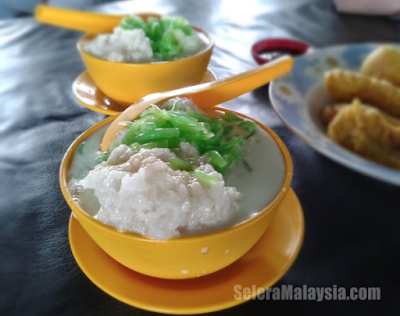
[69,187,304,314]
[72,69,217,116]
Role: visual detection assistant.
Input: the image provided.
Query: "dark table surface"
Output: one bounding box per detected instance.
[1,0,399,315]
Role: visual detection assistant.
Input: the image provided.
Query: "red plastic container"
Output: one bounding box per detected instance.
[251,38,312,65]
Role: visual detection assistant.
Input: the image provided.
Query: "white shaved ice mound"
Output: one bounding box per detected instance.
[75,145,241,240]
[83,27,153,63]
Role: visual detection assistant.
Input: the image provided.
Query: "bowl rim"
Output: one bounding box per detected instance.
[59,108,293,242]
[77,22,215,66]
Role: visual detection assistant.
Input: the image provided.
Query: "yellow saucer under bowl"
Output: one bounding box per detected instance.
[72,69,217,116]
[69,187,304,315]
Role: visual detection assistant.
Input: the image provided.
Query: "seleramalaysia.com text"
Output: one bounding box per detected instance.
[233,285,381,301]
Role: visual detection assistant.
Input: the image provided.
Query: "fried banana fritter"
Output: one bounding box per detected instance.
[321,104,347,125]
[361,45,400,87]
[324,69,400,117]
[328,99,400,169]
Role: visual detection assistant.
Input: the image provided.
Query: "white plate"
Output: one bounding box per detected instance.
[270,43,400,185]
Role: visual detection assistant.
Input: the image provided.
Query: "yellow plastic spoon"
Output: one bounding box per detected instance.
[35,5,160,33]
[101,55,293,152]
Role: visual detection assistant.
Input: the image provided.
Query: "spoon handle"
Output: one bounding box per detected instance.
[35,5,161,33]
[188,55,293,109]
[35,5,123,33]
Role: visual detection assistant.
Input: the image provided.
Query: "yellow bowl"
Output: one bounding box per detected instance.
[60,110,293,279]
[77,25,214,107]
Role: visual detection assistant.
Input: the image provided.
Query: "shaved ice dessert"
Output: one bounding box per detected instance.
[83,15,208,63]
[68,98,286,240]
